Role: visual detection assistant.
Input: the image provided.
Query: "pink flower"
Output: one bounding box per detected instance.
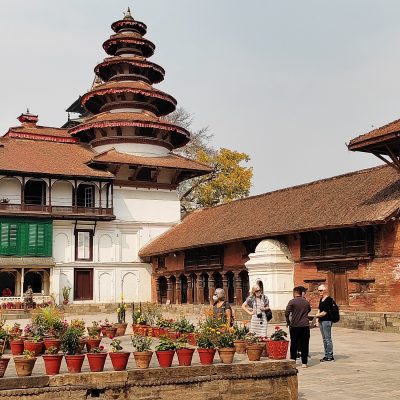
[275,326,280,330]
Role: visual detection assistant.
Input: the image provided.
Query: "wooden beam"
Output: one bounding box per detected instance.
[128,167,142,181]
[171,170,181,185]
[372,152,398,171]
[99,128,108,138]
[116,127,122,136]
[384,145,400,170]
[152,168,161,182]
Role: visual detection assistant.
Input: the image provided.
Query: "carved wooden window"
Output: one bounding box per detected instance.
[185,246,223,268]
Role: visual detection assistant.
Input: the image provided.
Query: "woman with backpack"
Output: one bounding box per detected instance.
[212,288,233,326]
[241,283,270,338]
[315,284,335,362]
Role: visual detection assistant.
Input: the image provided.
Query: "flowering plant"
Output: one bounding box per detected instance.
[44,346,59,355]
[155,336,177,352]
[70,319,85,337]
[214,326,236,348]
[91,320,101,328]
[132,310,147,325]
[131,334,152,352]
[232,323,249,340]
[110,339,123,352]
[270,326,288,341]
[157,317,174,328]
[173,316,195,334]
[22,350,35,359]
[89,345,105,354]
[244,332,259,344]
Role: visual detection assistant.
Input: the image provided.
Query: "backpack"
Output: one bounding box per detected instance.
[330,299,340,323]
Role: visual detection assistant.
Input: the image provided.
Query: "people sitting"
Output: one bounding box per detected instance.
[2,287,12,297]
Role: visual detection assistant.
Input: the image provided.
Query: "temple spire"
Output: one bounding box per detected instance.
[124,7,133,20]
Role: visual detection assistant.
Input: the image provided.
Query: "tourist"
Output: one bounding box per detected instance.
[315,284,335,362]
[2,287,12,297]
[23,285,34,311]
[241,284,270,337]
[212,288,233,325]
[285,286,311,368]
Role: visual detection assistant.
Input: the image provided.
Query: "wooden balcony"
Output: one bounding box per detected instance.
[0,203,115,220]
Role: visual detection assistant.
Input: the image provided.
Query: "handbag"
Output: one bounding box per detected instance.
[266,309,273,322]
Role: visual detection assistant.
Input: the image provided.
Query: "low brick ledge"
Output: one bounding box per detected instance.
[0,360,297,397]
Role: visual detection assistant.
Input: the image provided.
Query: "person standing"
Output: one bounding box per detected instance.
[285,286,311,368]
[212,288,233,325]
[315,284,335,362]
[241,284,270,338]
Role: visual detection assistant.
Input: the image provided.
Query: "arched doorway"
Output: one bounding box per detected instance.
[24,270,44,293]
[226,271,235,304]
[213,272,223,290]
[170,276,176,304]
[0,271,16,296]
[158,276,168,304]
[25,179,46,205]
[180,275,188,304]
[240,270,249,302]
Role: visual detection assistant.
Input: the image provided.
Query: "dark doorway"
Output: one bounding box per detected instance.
[0,272,16,296]
[213,272,223,290]
[75,184,95,208]
[226,271,235,304]
[158,276,168,304]
[203,273,209,304]
[190,273,197,304]
[170,276,176,304]
[240,270,249,302]
[24,271,43,293]
[24,180,46,205]
[180,275,188,304]
[74,269,93,300]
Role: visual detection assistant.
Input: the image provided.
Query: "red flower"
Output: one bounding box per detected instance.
[99,345,104,350]
[275,326,280,330]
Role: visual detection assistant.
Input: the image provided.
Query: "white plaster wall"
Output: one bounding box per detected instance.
[95,142,169,156]
[113,187,180,223]
[0,177,21,204]
[51,181,73,207]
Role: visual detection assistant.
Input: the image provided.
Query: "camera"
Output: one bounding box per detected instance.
[257,312,263,319]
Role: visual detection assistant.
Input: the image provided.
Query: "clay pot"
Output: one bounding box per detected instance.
[109,351,130,371]
[43,338,61,352]
[65,354,85,373]
[233,340,247,354]
[133,351,153,369]
[197,348,216,365]
[87,353,108,372]
[137,326,149,336]
[14,356,37,377]
[246,343,264,361]
[100,325,110,336]
[114,323,128,337]
[156,350,175,368]
[10,339,24,356]
[105,327,117,339]
[176,348,195,366]
[86,338,101,352]
[42,354,63,375]
[0,358,10,378]
[24,340,44,356]
[218,347,236,364]
[265,340,289,360]
[76,338,87,354]
[167,330,179,340]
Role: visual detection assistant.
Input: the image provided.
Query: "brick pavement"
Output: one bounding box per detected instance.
[2,313,400,399]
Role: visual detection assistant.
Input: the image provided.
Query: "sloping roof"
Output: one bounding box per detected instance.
[348,118,400,150]
[91,149,212,172]
[139,165,400,257]
[5,125,75,141]
[0,138,113,179]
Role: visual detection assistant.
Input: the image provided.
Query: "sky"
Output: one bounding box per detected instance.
[1,0,400,195]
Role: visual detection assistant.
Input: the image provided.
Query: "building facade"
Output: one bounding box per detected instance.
[0,9,210,305]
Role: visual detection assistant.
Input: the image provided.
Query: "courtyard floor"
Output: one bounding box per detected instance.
[2,312,399,399]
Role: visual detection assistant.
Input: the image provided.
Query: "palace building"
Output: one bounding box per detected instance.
[0,9,210,305]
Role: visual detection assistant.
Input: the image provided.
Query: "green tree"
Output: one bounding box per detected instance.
[165,107,253,212]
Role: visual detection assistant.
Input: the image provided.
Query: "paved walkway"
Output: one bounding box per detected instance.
[3,313,400,399]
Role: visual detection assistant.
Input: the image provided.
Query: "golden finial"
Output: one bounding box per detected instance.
[124,7,133,20]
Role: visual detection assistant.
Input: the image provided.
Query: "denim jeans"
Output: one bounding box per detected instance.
[319,321,333,358]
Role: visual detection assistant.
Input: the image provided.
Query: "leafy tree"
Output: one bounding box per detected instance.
[164,107,253,213]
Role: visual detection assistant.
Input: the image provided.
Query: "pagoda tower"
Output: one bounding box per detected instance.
[69,8,209,189]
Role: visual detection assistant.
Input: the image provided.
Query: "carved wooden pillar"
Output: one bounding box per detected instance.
[222,275,228,293]
[234,272,243,306]
[167,276,173,303]
[156,277,161,304]
[196,274,204,305]
[208,275,215,305]
[186,275,193,304]
[175,277,182,304]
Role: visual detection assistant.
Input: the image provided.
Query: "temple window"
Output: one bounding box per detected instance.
[74,184,95,208]
[185,246,224,268]
[75,230,93,261]
[24,179,46,205]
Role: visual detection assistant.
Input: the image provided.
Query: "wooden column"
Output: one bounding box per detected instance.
[99,182,102,211]
[166,276,173,303]
[234,272,243,306]
[196,274,204,305]
[222,275,228,293]
[74,179,78,213]
[156,278,161,304]
[186,275,193,304]
[208,275,215,305]
[21,176,25,210]
[48,178,52,212]
[175,277,182,304]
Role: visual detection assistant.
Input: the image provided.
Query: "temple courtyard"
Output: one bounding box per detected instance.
[0,312,398,399]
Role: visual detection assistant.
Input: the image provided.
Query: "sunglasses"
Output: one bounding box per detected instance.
[318,290,324,292]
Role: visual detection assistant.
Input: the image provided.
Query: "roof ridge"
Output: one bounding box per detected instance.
[350,117,400,144]
[194,163,388,213]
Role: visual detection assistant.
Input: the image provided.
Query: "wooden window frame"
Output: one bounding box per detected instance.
[75,230,93,261]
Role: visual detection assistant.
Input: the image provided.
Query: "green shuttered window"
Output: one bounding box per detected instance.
[0,220,52,256]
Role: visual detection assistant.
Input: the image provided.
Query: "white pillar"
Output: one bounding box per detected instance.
[245,239,294,310]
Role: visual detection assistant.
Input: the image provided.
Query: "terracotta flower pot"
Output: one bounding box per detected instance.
[109,351,130,371]
[42,354,63,375]
[105,327,117,339]
[0,358,10,378]
[14,356,37,377]
[100,325,110,336]
[167,330,179,340]
[114,323,128,337]
[218,347,236,364]
[137,326,149,336]
[176,348,195,366]
[133,351,153,369]
[44,338,61,352]
[156,350,175,368]
[10,339,24,356]
[24,340,44,356]
[159,328,167,336]
[65,354,85,373]
[87,352,108,372]
[187,333,197,346]
[86,338,101,352]
[246,344,264,361]
[197,348,216,365]
[233,340,247,354]
[266,340,289,360]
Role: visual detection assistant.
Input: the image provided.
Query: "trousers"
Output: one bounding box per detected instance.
[289,326,310,365]
[319,320,333,358]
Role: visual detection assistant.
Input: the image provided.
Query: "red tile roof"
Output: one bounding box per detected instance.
[91,149,212,173]
[5,125,76,142]
[139,165,400,257]
[0,137,113,179]
[348,118,400,150]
